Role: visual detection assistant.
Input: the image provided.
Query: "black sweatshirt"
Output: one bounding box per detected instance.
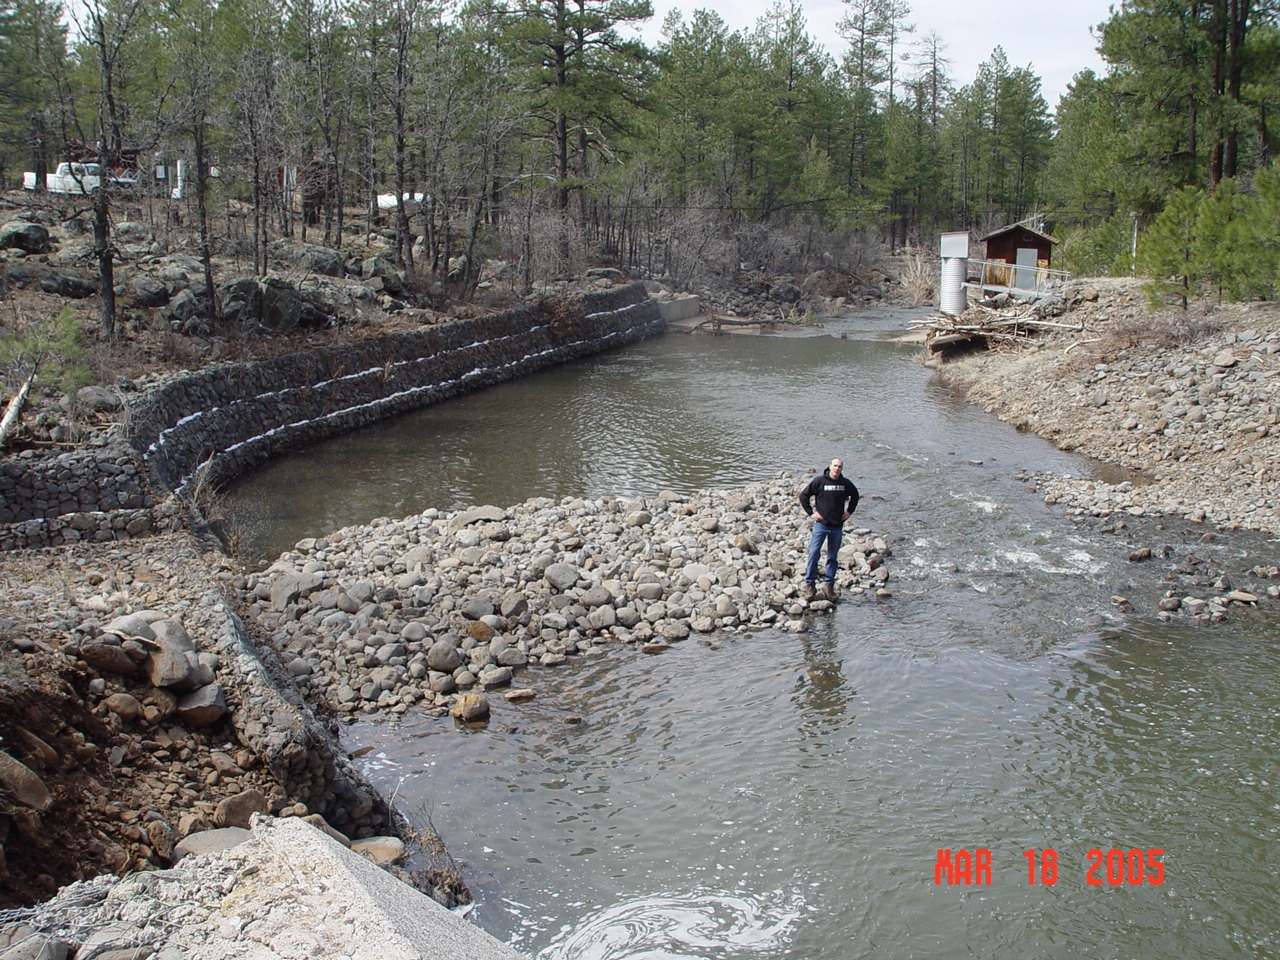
[800,469,860,526]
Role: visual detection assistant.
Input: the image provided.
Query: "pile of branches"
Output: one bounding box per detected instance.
[913,299,1083,355]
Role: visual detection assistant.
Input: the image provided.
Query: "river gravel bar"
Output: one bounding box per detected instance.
[238,475,891,720]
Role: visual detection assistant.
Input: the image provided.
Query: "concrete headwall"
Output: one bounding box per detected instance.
[20,816,530,960]
[0,283,663,550]
[658,295,701,322]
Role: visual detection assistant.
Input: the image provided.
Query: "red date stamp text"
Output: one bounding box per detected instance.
[934,848,1164,886]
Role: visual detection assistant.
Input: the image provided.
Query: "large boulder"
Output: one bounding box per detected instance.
[351,836,406,865]
[174,684,227,726]
[459,596,495,621]
[446,504,507,533]
[220,276,331,331]
[269,571,324,611]
[114,221,149,242]
[0,749,52,811]
[79,637,143,677]
[146,618,201,690]
[172,826,250,860]
[214,788,269,829]
[269,240,348,277]
[76,385,121,413]
[426,637,462,673]
[102,613,157,642]
[0,220,50,253]
[166,288,208,326]
[104,692,145,722]
[128,274,170,307]
[39,274,96,299]
[219,277,261,326]
[259,276,306,330]
[544,562,581,592]
[450,692,490,722]
[361,256,404,295]
[769,281,803,304]
[296,276,344,313]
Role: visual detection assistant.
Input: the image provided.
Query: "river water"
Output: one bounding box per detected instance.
[223,308,1280,959]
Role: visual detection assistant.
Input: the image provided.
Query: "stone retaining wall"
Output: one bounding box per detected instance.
[135,283,660,496]
[0,283,663,549]
[0,439,165,548]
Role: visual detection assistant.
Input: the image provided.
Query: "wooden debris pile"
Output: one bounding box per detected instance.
[912,300,1083,354]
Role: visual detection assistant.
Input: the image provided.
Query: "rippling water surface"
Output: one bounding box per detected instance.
[223,308,1280,959]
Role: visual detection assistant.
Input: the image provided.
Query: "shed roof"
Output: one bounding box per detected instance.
[978,219,1059,245]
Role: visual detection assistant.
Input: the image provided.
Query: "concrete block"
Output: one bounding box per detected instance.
[658,296,701,322]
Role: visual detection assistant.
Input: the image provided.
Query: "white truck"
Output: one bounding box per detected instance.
[22,162,137,194]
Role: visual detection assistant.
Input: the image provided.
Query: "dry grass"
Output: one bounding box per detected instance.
[398,803,471,906]
[541,296,588,342]
[181,456,246,556]
[895,246,936,306]
[1059,302,1227,375]
[1095,308,1225,353]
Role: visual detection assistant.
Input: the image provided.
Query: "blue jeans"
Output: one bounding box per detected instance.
[805,520,842,584]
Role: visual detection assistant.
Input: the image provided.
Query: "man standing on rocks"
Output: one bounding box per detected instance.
[800,458,859,602]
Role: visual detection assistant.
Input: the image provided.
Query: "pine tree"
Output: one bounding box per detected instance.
[1137,184,1205,307]
[470,0,652,271]
[0,0,66,186]
[1242,165,1280,298]
[1097,0,1280,192]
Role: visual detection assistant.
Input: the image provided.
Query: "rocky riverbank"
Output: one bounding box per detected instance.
[929,277,1280,621]
[931,278,1280,537]
[0,533,437,911]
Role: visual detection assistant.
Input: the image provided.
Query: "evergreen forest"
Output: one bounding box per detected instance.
[2,0,1279,307]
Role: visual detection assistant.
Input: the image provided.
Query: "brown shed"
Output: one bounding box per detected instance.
[980,221,1057,265]
[975,219,1059,291]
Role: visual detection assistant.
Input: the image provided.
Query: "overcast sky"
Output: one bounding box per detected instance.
[628,0,1116,107]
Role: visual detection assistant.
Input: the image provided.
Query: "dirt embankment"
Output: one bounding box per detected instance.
[0,538,279,907]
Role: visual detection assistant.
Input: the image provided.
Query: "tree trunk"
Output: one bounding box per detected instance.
[194,113,218,324]
[30,111,48,193]
[1223,0,1251,180]
[556,105,570,268]
[92,155,117,339]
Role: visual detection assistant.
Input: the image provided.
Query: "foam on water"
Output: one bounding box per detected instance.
[533,891,803,960]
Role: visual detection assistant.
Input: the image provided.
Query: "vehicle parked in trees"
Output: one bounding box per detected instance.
[22,162,138,194]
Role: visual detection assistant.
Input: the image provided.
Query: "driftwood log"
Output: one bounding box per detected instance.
[700,313,780,333]
[0,369,37,449]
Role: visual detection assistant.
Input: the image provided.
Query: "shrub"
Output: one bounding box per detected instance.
[0,307,92,399]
